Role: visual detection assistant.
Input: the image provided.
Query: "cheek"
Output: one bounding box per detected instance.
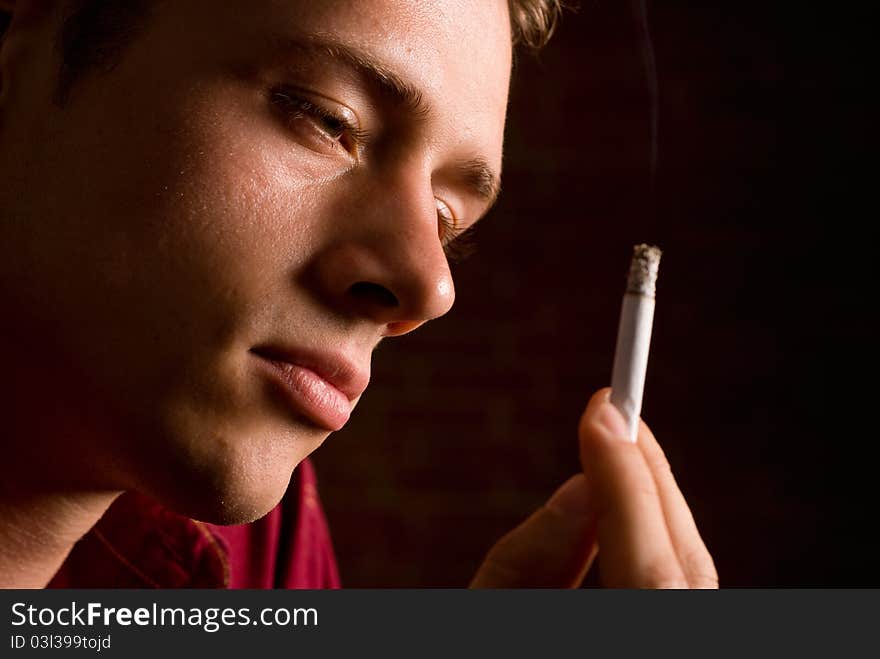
[152,90,348,283]
[7,89,319,425]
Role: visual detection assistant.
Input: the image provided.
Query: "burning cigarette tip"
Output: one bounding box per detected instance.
[626,244,662,297]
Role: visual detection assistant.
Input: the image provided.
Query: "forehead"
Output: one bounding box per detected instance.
[179,0,513,166]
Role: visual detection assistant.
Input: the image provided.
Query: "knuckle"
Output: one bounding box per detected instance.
[629,481,661,506]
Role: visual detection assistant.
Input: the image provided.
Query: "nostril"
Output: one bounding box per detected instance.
[349,281,399,309]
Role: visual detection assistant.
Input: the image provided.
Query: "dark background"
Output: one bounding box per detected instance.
[315,1,877,586]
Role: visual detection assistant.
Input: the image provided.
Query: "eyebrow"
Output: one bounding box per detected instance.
[455,156,502,209]
[271,34,502,211]
[272,34,429,119]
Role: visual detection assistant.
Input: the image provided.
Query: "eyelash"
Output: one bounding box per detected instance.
[440,218,478,263]
[270,88,369,156]
[271,87,476,262]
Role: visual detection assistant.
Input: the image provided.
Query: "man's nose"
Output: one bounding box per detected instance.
[309,171,456,337]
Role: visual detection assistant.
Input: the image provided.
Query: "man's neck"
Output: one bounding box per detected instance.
[0,489,121,588]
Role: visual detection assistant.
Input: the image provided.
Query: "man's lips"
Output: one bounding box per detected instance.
[250,345,370,432]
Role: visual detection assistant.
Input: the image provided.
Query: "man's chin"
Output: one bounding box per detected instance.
[188,497,283,526]
[128,438,310,526]
[119,397,326,525]
[147,467,298,526]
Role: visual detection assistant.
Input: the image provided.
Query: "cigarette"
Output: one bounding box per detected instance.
[610,244,662,443]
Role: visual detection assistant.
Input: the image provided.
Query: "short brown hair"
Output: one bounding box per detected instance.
[508,0,570,50]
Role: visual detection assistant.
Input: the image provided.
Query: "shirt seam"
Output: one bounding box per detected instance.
[192,521,231,588]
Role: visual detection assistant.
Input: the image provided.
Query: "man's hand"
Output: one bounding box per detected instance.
[470,388,717,588]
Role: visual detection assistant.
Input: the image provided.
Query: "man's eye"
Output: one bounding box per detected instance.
[436,198,456,237]
[270,88,365,157]
[435,198,476,262]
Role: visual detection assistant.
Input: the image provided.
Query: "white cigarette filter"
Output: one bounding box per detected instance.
[610,244,662,443]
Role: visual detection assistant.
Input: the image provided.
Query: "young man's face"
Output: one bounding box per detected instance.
[0,0,511,522]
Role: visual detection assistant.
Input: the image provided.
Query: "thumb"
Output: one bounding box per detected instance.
[470,474,598,588]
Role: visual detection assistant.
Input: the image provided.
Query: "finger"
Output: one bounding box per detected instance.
[579,388,687,588]
[636,419,718,588]
[470,474,598,588]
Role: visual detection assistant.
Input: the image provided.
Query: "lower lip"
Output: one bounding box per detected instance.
[254,356,352,431]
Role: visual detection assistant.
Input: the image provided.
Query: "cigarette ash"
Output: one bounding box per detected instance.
[625,244,662,297]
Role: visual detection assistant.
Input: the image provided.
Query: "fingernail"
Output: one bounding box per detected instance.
[597,402,629,439]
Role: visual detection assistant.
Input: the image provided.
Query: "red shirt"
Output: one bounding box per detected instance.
[48,459,340,588]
